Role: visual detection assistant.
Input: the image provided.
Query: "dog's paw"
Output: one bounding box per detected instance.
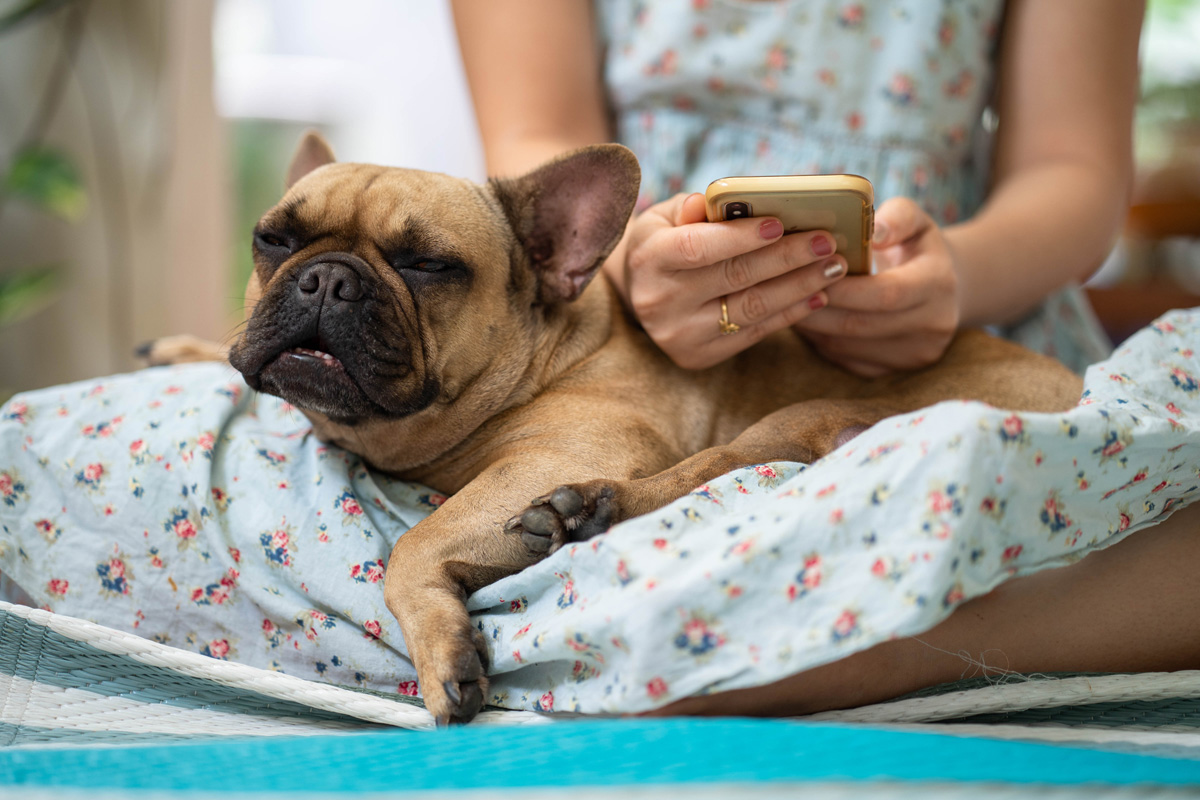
[505,482,617,556]
[418,624,491,726]
[136,335,229,367]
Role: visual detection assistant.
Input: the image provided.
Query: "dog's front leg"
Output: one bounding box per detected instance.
[383,446,663,725]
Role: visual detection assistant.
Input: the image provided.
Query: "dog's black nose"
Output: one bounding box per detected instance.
[297,261,363,303]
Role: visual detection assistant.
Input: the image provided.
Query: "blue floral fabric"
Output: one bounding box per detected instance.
[1,311,1197,713]
[597,0,1112,372]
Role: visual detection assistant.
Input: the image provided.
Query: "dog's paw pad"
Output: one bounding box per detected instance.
[506,483,618,557]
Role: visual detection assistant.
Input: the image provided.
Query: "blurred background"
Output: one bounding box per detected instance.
[0,0,1198,399]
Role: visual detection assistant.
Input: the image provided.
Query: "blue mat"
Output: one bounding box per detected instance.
[0,719,1197,792]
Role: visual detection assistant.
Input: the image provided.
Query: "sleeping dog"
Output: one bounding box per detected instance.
[148,132,1081,724]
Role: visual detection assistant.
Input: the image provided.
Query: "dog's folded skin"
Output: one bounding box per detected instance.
[165,132,1081,724]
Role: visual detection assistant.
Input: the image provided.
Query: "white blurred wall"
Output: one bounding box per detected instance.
[213,0,484,180]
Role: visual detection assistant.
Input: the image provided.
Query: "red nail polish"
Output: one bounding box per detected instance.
[759,218,783,239]
[808,294,826,310]
[812,235,833,257]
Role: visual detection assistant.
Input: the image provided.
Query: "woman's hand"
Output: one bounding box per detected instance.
[616,193,848,370]
[793,198,961,378]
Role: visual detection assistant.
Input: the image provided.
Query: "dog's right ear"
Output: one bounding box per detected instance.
[490,144,641,305]
[286,130,337,189]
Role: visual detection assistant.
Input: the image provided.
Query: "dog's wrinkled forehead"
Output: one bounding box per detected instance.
[260,163,509,269]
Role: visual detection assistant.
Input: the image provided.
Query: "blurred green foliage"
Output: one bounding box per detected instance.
[4,145,87,222]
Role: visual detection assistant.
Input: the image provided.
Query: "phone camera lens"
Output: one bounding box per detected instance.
[725,201,751,219]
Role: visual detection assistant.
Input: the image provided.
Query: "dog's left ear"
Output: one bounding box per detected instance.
[286,130,337,189]
[491,144,641,304]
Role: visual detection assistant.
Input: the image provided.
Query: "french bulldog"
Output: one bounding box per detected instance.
[148,132,1081,724]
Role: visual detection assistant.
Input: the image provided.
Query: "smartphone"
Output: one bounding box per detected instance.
[704,175,875,275]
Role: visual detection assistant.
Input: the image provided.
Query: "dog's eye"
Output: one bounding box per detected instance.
[255,232,290,251]
[410,261,446,272]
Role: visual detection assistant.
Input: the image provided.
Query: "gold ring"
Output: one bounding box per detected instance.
[719,297,740,335]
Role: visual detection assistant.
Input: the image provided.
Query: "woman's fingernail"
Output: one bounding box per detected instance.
[872,220,889,245]
[823,259,845,279]
[811,235,833,257]
[759,218,783,239]
[808,293,826,311]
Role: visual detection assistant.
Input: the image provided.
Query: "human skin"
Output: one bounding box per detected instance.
[451,0,1144,375]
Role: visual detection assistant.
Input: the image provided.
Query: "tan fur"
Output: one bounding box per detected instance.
[151,136,1082,724]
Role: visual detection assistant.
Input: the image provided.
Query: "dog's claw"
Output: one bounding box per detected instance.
[443,680,462,706]
[435,714,450,729]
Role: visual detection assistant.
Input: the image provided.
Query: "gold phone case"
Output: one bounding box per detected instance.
[704,175,875,275]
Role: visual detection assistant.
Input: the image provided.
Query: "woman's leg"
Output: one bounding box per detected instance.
[648,502,1200,717]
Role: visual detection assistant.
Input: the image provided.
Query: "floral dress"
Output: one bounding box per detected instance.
[597,0,1112,373]
[2,311,1197,712]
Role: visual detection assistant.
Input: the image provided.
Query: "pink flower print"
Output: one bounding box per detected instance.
[938,14,957,47]
[817,484,837,498]
[1118,512,1132,532]
[1040,492,1073,533]
[832,609,860,642]
[871,558,887,577]
[349,559,386,584]
[557,578,577,609]
[197,432,215,451]
[643,49,677,77]
[1152,480,1169,494]
[817,68,836,87]
[692,0,709,9]
[149,551,164,569]
[943,125,967,148]
[75,462,105,491]
[1170,367,1198,393]
[1002,544,1023,562]
[397,681,419,697]
[616,560,632,585]
[0,472,11,498]
[257,449,287,466]
[261,525,295,567]
[1167,402,1183,417]
[943,584,965,607]
[363,620,382,639]
[537,692,555,712]
[799,554,822,589]
[647,677,669,699]
[509,596,529,613]
[203,639,230,659]
[928,489,954,514]
[3,400,28,424]
[674,612,724,657]
[706,76,725,94]
[228,546,241,563]
[884,73,916,106]
[754,464,778,478]
[829,508,844,524]
[47,578,69,596]
[97,557,131,595]
[766,43,789,71]
[943,70,974,99]
[693,23,708,40]
[341,496,363,516]
[1001,414,1024,441]
[837,4,864,28]
[176,517,197,540]
[653,538,668,550]
[129,439,147,456]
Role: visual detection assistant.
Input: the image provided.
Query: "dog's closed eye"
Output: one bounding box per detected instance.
[254,231,292,252]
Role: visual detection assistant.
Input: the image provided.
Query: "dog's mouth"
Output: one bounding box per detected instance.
[281,338,348,373]
[246,333,387,420]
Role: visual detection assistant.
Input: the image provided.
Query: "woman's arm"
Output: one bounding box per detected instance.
[450,0,611,176]
[950,0,1144,326]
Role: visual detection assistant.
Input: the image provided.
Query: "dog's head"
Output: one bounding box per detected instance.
[228,132,640,471]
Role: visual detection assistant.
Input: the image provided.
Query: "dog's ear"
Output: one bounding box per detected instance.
[286,130,337,189]
[490,144,641,304]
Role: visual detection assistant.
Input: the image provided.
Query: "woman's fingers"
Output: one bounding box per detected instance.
[694,292,830,369]
[872,196,935,251]
[724,255,846,329]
